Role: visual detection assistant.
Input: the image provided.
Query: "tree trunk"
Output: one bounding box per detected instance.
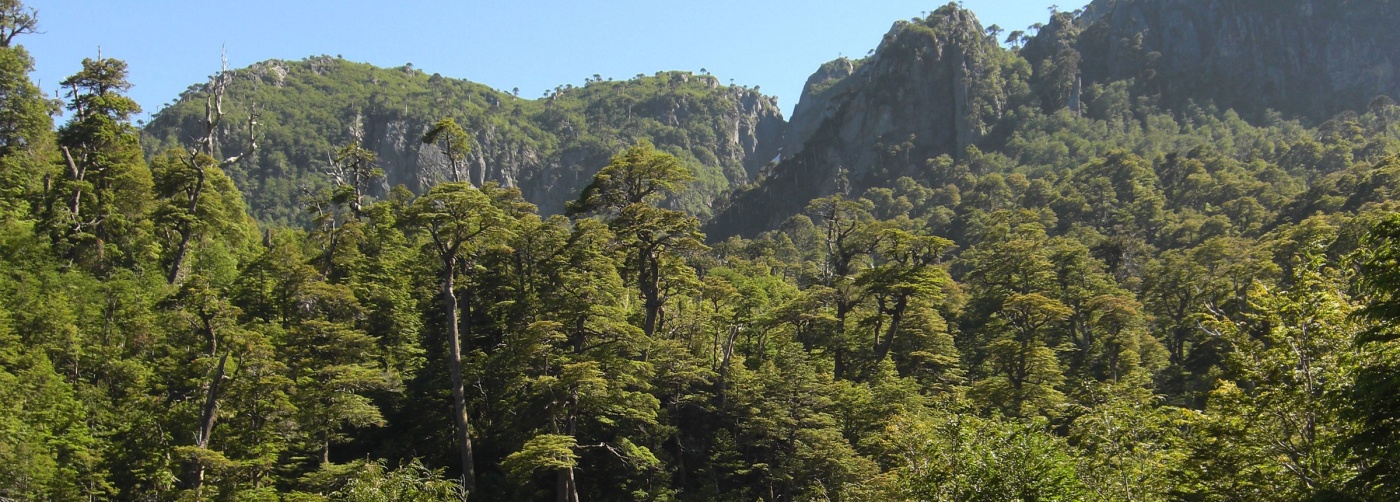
[872,296,908,368]
[189,351,228,493]
[718,325,738,407]
[556,410,579,502]
[167,164,206,285]
[641,251,662,338]
[835,301,851,379]
[196,352,228,449]
[167,227,194,285]
[672,400,687,488]
[445,264,477,493]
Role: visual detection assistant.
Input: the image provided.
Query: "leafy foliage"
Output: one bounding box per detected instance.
[11,1,1400,501]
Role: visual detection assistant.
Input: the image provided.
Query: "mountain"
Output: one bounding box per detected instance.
[143,57,785,223]
[708,0,1400,239]
[710,7,1025,237]
[1072,0,1400,121]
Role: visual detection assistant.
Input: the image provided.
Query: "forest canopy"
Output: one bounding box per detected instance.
[7,1,1400,501]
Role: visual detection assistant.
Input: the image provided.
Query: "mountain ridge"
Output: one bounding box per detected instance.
[143,56,786,223]
[707,0,1400,239]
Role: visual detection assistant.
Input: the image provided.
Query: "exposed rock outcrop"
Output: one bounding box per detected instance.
[710,0,1400,239]
[1074,0,1400,121]
[711,6,1016,238]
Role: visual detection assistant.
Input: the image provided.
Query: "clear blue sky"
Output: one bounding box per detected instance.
[27,1,1057,122]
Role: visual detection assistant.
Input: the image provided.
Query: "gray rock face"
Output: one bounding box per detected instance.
[1076,0,1400,121]
[710,0,1400,239]
[361,88,786,215]
[711,7,1008,238]
[782,57,858,160]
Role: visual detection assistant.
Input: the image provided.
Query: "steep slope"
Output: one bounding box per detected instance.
[710,0,1400,239]
[711,6,1028,237]
[143,57,785,223]
[1072,0,1400,122]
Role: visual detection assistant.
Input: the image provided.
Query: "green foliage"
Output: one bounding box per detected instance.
[14,1,1400,501]
[46,56,154,273]
[332,460,466,502]
[144,58,781,223]
[885,408,1089,501]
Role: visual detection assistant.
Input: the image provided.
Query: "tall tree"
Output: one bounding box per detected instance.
[1349,213,1400,499]
[0,15,53,219]
[406,182,512,493]
[46,56,152,272]
[422,117,472,185]
[0,0,36,48]
[806,194,878,379]
[155,59,258,285]
[567,141,702,338]
[855,225,952,372]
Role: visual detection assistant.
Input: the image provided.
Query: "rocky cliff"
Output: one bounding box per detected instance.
[711,6,1023,237]
[143,57,786,223]
[1073,0,1400,121]
[708,0,1400,239]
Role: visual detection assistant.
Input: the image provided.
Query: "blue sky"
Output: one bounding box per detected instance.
[27,1,1059,122]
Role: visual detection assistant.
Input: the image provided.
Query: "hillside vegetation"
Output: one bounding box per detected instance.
[144,57,784,224]
[6,1,1400,501]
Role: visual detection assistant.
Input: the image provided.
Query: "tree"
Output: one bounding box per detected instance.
[405,182,512,493]
[161,274,275,497]
[805,194,878,379]
[1180,221,1360,500]
[855,225,953,371]
[333,459,467,501]
[974,293,1072,417]
[567,141,702,338]
[329,135,382,220]
[885,408,1088,501]
[422,117,472,185]
[0,17,53,219]
[46,56,153,272]
[0,0,36,48]
[1348,213,1400,499]
[155,58,258,285]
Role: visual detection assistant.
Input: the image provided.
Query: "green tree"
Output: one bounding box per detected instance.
[405,181,512,493]
[885,408,1089,501]
[0,25,53,219]
[855,225,953,372]
[153,64,257,285]
[46,56,153,272]
[568,141,703,338]
[805,194,878,379]
[0,0,37,48]
[1177,221,1360,500]
[422,117,472,185]
[1348,213,1400,499]
[974,293,1072,417]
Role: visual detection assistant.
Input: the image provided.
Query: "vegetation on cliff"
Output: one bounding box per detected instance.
[143,57,785,224]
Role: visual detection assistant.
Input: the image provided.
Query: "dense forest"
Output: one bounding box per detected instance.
[7,0,1400,501]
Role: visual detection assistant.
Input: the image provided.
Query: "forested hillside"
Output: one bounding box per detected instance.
[7,1,1400,501]
[143,57,784,224]
[711,0,1400,237]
